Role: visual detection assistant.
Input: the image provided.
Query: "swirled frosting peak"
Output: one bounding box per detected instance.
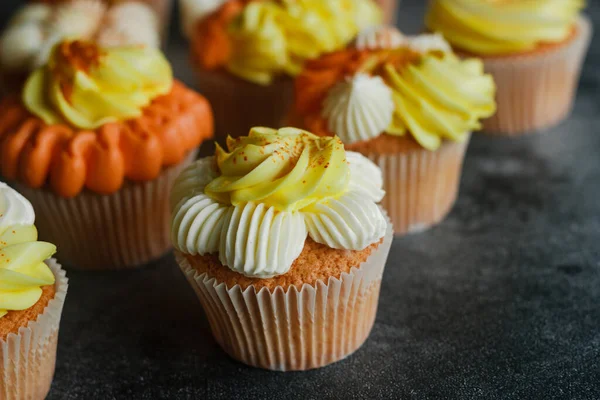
[295,34,496,151]
[171,127,387,278]
[322,73,395,144]
[195,0,381,84]
[205,127,350,212]
[23,39,173,129]
[0,182,56,318]
[426,0,586,55]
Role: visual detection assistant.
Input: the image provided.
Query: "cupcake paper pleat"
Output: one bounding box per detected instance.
[177,214,393,371]
[0,259,68,400]
[15,150,197,270]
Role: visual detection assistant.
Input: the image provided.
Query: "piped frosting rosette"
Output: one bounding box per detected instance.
[190,0,382,85]
[295,26,496,151]
[171,127,387,278]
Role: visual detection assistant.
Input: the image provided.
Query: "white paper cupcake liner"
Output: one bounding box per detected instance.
[365,137,470,235]
[0,259,68,400]
[14,151,197,270]
[176,214,393,371]
[482,16,592,135]
[195,68,294,141]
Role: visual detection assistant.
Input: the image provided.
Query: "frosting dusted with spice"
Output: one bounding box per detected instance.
[171,127,387,278]
[294,30,496,150]
[206,127,350,212]
[192,0,381,85]
[0,182,56,319]
[426,0,586,55]
[23,40,172,129]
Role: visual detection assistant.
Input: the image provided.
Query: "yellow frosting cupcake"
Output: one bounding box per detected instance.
[0,181,68,400]
[425,0,592,135]
[291,27,496,234]
[171,126,393,370]
[185,0,383,139]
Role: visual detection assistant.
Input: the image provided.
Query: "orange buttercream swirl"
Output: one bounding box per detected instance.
[0,81,214,197]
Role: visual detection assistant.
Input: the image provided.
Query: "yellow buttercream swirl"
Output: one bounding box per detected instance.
[426,0,585,55]
[205,127,350,212]
[378,50,496,150]
[227,0,381,85]
[0,224,56,318]
[23,39,173,129]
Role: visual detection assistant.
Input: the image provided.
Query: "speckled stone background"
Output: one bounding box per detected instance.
[2,1,600,399]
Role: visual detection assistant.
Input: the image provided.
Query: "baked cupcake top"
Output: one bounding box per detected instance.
[188,0,382,85]
[293,27,496,151]
[425,0,586,56]
[0,182,56,319]
[0,39,214,197]
[0,0,160,75]
[171,127,387,278]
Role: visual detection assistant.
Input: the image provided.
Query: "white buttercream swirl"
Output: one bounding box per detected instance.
[49,0,107,40]
[219,202,307,278]
[0,23,44,71]
[179,0,227,37]
[353,25,406,50]
[406,33,452,54]
[303,191,386,250]
[9,4,52,27]
[346,151,385,202]
[322,73,395,145]
[171,148,387,278]
[0,182,35,235]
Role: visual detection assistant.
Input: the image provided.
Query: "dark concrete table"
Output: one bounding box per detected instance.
[2,1,600,398]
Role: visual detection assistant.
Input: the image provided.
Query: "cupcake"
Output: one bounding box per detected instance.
[426,0,592,135]
[0,0,163,93]
[180,0,382,139]
[171,127,392,371]
[0,40,214,269]
[290,27,496,234]
[0,182,68,400]
[31,0,172,35]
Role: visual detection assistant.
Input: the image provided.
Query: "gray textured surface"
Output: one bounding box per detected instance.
[2,1,600,399]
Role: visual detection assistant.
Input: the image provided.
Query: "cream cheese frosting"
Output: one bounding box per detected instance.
[0,182,56,318]
[0,182,35,235]
[322,73,395,145]
[171,127,387,278]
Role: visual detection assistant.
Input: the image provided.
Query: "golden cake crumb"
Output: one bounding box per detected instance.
[0,284,56,341]
[185,238,382,291]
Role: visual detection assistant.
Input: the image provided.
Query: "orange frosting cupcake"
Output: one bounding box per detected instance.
[0,82,213,198]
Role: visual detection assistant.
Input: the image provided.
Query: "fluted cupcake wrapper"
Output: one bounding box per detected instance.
[195,68,294,141]
[176,214,393,371]
[14,151,197,270]
[0,259,68,400]
[482,16,592,135]
[364,137,470,235]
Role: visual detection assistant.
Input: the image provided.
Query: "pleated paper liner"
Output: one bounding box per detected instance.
[481,16,592,136]
[195,68,294,142]
[176,214,393,371]
[15,150,197,270]
[364,136,470,235]
[0,259,68,400]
